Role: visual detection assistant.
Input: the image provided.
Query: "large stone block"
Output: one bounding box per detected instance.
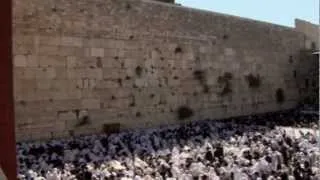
[25,55,39,67]
[61,36,83,47]
[14,55,27,67]
[38,55,66,67]
[38,45,59,56]
[39,36,61,46]
[81,99,101,109]
[43,99,82,112]
[67,68,103,79]
[90,48,104,57]
[35,68,56,79]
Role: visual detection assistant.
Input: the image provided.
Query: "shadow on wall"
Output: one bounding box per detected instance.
[154,0,175,4]
[296,48,319,106]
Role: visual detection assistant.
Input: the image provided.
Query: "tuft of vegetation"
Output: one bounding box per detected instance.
[117,78,123,87]
[203,84,210,93]
[223,72,233,80]
[193,70,205,83]
[193,70,210,93]
[288,55,293,63]
[129,95,136,107]
[174,47,182,54]
[177,106,194,120]
[245,73,261,88]
[136,112,141,117]
[19,100,26,106]
[275,88,285,104]
[223,34,229,40]
[75,115,90,127]
[219,84,232,96]
[135,66,143,77]
[125,3,131,10]
[68,130,74,137]
[217,72,233,96]
[102,123,120,135]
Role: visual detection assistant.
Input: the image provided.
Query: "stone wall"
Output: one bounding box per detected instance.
[294,19,319,104]
[295,19,319,50]
[13,0,305,141]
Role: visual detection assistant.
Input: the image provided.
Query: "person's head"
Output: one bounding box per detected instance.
[304,161,310,169]
[265,156,272,163]
[202,175,209,180]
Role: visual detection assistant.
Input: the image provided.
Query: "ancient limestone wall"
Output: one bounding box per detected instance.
[295,19,319,50]
[13,0,305,141]
[294,19,319,103]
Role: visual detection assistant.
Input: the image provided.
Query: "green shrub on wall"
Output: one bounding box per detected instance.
[193,70,210,93]
[75,116,90,127]
[245,73,261,89]
[217,72,233,96]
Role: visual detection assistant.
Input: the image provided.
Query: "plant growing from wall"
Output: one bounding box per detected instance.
[129,95,136,107]
[102,123,120,135]
[75,115,90,127]
[217,72,233,96]
[203,84,210,93]
[275,88,285,104]
[135,66,143,77]
[245,73,261,89]
[177,106,194,120]
[193,70,205,84]
[125,3,131,10]
[136,112,142,117]
[175,46,182,54]
[288,55,293,64]
[193,70,210,93]
[68,130,74,137]
[223,72,233,79]
[223,34,229,40]
[19,100,26,106]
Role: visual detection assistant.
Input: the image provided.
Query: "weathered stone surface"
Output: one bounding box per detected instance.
[13,0,313,141]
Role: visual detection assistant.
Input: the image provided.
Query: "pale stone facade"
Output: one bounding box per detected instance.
[13,0,307,141]
[295,19,320,50]
[294,19,319,104]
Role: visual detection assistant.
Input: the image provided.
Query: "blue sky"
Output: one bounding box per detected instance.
[175,0,319,27]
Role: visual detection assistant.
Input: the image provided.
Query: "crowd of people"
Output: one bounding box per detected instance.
[17,108,320,180]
